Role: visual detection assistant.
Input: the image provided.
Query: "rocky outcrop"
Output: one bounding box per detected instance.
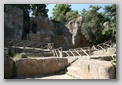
[4,54,16,79]
[64,16,88,48]
[15,58,68,77]
[106,48,116,54]
[67,60,116,79]
[52,35,68,50]
[30,16,55,33]
[93,48,116,55]
[4,5,23,39]
[29,16,89,49]
[4,5,88,49]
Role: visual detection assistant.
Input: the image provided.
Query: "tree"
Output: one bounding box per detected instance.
[103,4,116,23]
[52,4,72,22]
[12,4,48,18]
[102,4,116,42]
[81,5,105,45]
[30,4,48,17]
[65,10,80,21]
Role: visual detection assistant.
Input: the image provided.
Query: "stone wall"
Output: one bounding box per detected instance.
[4,5,89,48]
[51,35,68,50]
[30,16,55,33]
[29,16,89,49]
[4,5,23,39]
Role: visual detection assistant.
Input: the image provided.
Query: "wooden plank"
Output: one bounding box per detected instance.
[74,49,82,56]
[58,49,62,58]
[15,41,24,46]
[80,48,89,56]
[64,51,70,56]
[52,50,56,57]
[97,45,105,50]
[54,49,58,57]
[69,50,75,57]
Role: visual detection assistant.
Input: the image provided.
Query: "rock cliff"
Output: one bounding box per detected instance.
[4,5,23,39]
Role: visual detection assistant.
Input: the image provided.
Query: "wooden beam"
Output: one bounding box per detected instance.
[74,49,82,56]
[69,50,75,57]
[80,48,89,56]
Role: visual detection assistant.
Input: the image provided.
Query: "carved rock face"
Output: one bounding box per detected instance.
[64,16,88,48]
[4,5,23,39]
[76,16,85,23]
[28,16,88,49]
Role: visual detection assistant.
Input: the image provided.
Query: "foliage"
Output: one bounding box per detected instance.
[52,4,72,22]
[65,10,80,21]
[30,4,48,17]
[12,4,48,19]
[102,4,116,42]
[52,4,80,22]
[81,5,105,45]
[81,4,116,45]
[102,27,116,41]
[103,4,116,23]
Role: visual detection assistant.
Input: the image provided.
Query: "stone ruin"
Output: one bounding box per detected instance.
[4,5,116,79]
[27,15,88,50]
[4,4,89,50]
[4,5,23,40]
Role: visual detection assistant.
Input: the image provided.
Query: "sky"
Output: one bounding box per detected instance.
[46,4,112,18]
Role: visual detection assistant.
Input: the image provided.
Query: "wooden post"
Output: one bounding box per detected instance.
[58,47,62,58]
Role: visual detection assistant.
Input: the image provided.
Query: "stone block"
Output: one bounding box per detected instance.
[93,50,106,55]
[106,48,116,54]
[15,58,68,77]
[67,60,115,79]
[4,56,16,79]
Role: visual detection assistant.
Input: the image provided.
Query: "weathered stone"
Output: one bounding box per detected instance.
[67,60,115,79]
[90,55,113,61]
[30,16,55,32]
[29,16,89,49]
[20,52,27,58]
[52,35,68,50]
[106,48,116,54]
[8,47,15,57]
[4,5,23,39]
[93,50,106,55]
[64,16,88,48]
[4,55,16,79]
[15,58,68,77]
[103,21,111,29]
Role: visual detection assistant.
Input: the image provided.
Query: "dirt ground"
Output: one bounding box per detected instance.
[26,74,77,79]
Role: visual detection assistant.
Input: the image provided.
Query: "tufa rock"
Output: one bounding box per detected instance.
[4,5,23,39]
[67,60,116,79]
[15,58,68,77]
[4,54,16,79]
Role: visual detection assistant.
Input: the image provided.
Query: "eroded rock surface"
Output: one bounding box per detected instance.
[15,58,68,77]
[4,54,16,79]
[67,59,115,79]
[4,5,23,39]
